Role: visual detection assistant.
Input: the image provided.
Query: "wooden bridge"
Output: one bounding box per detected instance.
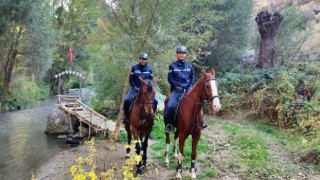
[56,95,117,138]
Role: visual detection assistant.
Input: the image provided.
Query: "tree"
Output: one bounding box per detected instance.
[0,0,55,101]
[90,0,175,140]
[255,10,283,69]
[206,0,253,71]
[275,5,309,65]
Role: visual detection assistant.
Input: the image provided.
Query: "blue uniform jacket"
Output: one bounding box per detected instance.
[168,60,194,92]
[129,63,153,90]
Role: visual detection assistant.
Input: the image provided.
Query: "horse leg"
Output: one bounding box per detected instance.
[141,134,150,167]
[176,134,188,179]
[132,128,143,175]
[124,122,131,158]
[164,132,170,166]
[190,132,201,180]
[173,131,179,159]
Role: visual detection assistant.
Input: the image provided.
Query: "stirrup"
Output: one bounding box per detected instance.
[202,124,208,130]
[166,124,174,133]
[121,116,127,124]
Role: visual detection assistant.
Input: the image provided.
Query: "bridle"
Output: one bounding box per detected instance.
[139,83,155,116]
[140,84,154,106]
[202,78,219,102]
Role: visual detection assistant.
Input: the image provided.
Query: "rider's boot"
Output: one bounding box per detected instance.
[202,124,208,129]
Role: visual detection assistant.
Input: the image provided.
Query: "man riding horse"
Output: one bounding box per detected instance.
[164,46,207,133]
[122,52,158,123]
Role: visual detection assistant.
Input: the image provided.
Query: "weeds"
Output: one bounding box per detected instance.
[68,138,158,180]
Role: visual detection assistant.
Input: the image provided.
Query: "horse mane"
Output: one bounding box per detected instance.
[185,74,205,97]
[146,80,153,92]
[136,79,153,102]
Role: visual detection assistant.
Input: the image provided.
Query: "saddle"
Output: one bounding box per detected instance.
[172,91,187,124]
[128,94,137,115]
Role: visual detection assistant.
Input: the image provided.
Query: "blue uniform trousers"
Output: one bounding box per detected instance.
[164,90,182,125]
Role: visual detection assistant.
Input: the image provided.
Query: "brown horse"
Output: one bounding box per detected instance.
[124,77,156,175]
[164,68,221,179]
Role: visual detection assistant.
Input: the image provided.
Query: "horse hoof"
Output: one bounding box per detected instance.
[191,169,197,179]
[136,168,143,175]
[165,158,169,164]
[175,173,182,179]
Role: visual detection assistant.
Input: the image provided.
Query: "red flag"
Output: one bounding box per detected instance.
[69,45,73,64]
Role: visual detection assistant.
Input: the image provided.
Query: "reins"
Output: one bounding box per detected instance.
[182,77,219,133]
[132,83,155,127]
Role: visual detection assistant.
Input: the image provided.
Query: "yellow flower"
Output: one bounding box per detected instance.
[70,166,77,175]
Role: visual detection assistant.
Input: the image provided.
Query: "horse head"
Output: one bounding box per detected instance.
[138,77,156,117]
[201,67,221,113]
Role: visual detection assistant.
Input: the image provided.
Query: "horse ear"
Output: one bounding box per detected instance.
[210,67,216,76]
[152,75,157,84]
[201,68,206,76]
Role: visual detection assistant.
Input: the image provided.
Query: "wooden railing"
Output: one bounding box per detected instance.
[56,95,114,137]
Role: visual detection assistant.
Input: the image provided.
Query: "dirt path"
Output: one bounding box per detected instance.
[36,118,320,180]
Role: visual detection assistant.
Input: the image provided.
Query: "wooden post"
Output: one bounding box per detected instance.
[88,125,91,139]
[68,113,74,133]
[80,121,83,138]
[79,80,82,101]
[58,76,61,95]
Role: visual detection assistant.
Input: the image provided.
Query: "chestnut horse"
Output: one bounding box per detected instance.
[164,68,221,179]
[124,77,156,175]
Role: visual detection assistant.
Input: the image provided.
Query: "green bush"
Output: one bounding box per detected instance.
[2,80,50,111]
[219,63,320,134]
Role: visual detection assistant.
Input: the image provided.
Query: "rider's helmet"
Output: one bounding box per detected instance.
[176,46,187,53]
[139,53,148,59]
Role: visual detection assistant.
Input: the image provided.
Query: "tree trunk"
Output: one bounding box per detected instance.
[1,50,17,102]
[113,70,131,142]
[255,10,283,69]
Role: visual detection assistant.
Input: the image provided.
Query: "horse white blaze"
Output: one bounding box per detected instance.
[210,80,221,112]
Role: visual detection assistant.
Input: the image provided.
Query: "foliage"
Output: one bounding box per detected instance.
[207,0,254,70]
[89,0,227,105]
[69,137,158,180]
[45,0,104,94]
[1,79,49,111]
[217,66,268,114]
[275,4,310,65]
[0,0,55,101]
[217,61,320,136]
[70,138,98,180]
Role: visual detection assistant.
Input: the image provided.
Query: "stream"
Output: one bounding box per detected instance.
[0,96,72,180]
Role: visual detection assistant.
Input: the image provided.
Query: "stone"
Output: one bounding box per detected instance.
[45,108,70,135]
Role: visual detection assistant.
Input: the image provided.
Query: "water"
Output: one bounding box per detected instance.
[0,97,71,180]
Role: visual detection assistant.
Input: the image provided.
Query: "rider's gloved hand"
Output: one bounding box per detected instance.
[175,86,183,92]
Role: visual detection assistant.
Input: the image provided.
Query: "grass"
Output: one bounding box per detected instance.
[120,113,320,179]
